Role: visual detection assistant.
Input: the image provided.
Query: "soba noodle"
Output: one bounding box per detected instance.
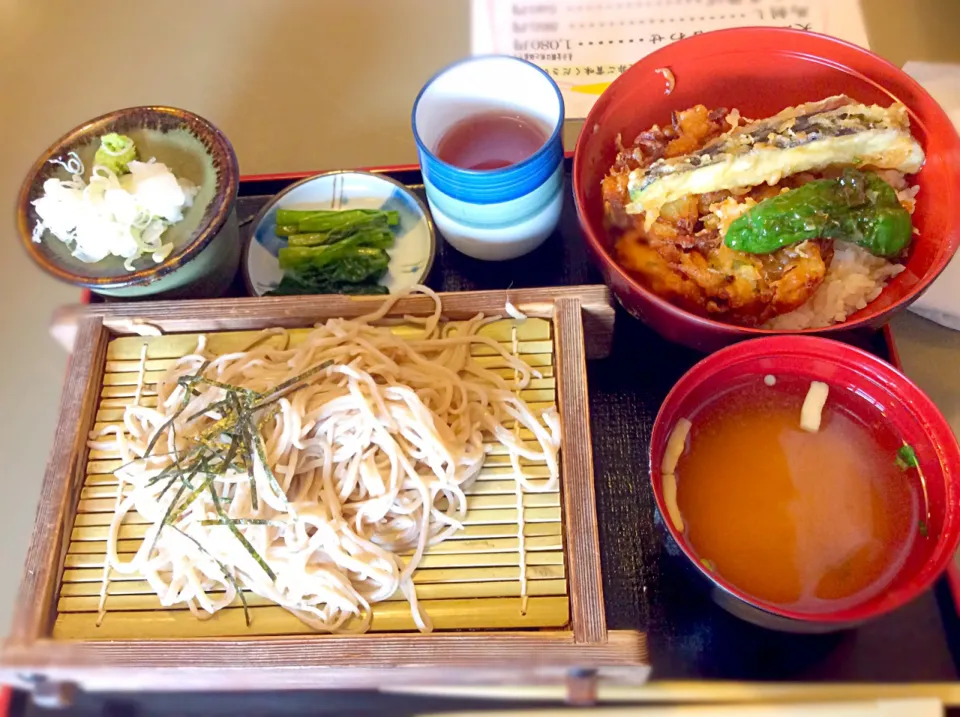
[87,286,561,633]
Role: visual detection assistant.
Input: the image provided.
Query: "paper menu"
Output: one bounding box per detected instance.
[470,0,871,119]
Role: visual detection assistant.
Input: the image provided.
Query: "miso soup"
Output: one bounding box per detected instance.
[673,376,918,611]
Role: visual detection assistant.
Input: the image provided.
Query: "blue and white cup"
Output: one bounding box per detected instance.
[412,56,565,261]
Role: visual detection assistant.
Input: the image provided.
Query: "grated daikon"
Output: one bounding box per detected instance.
[31,135,199,270]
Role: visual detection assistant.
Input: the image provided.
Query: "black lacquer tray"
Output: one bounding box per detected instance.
[233,160,959,682]
[57,159,958,717]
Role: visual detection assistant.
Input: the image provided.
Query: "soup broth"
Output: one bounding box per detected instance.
[675,377,918,611]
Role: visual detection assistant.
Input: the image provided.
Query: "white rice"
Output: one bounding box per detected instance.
[764,244,906,330]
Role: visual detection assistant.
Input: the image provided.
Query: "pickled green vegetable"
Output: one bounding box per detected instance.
[270,206,400,296]
[724,170,913,258]
[278,244,389,279]
[273,232,390,297]
[286,227,394,249]
[276,208,399,232]
[275,224,301,237]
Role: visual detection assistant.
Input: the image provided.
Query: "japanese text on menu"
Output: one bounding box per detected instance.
[473,0,840,118]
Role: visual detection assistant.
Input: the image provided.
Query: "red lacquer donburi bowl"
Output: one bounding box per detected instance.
[573,28,960,352]
[650,336,960,632]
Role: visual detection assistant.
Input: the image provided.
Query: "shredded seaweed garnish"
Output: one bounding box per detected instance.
[145,444,204,488]
[130,358,335,611]
[186,397,231,424]
[201,518,284,527]
[189,375,262,399]
[250,413,290,511]
[148,446,206,556]
[167,458,220,524]
[154,425,192,503]
[170,433,244,524]
[239,422,259,512]
[143,361,211,460]
[207,477,276,581]
[111,449,178,474]
[142,405,186,461]
[220,391,259,512]
[257,361,332,404]
[897,442,931,538]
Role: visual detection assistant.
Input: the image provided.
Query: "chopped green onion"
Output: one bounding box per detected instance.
[898,443,919,468]
[897,442,931,538]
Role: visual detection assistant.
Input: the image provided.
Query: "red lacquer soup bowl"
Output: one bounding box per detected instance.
[572,28,960,352]
[649,336,960,632]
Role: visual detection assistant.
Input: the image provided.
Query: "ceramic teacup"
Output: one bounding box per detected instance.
[412,56,565,261]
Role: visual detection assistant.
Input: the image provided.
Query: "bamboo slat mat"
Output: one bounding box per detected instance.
[54,317,570,640]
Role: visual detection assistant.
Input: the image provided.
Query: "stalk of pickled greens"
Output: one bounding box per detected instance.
[278,235,390,277]
[275,224,301,237]
[32,135,199,269]
[287,227,394,248]
[298,209,397,233]
[269,238,390,297]
[276,208,399,228]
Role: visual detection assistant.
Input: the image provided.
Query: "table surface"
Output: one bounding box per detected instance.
[2,0,959,697]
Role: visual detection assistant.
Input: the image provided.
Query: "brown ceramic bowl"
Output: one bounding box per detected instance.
[17,106,240,299]
[572,29,960,352]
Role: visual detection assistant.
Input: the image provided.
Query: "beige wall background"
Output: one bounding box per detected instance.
[1,0,958,630]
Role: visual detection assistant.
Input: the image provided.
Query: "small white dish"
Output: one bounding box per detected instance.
[244,170,435,296]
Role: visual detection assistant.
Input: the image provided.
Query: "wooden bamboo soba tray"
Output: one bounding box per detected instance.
[66,316,562,638]
[0,285,648,701]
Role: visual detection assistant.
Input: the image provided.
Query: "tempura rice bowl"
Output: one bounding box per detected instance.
[573,28,960,351]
